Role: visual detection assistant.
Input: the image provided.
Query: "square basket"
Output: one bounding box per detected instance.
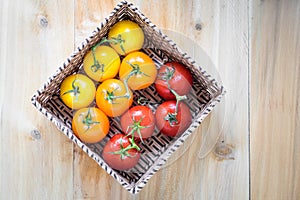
[31,1,225,194]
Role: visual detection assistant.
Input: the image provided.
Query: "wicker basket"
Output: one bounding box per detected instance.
[31,1,225,194]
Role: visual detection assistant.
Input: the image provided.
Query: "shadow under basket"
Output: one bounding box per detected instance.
[31,1,225,194]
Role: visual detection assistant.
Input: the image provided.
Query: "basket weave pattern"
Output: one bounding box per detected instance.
[31,1,225,194]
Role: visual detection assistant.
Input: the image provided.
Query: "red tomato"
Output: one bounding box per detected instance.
[102,134,141,171]
[155,62,193,100]
[155,100,192,137]
[120,105,155,142]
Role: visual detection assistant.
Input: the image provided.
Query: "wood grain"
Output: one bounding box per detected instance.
[2,0,299,199]
[250,0,300,199]
[0,0,74,199]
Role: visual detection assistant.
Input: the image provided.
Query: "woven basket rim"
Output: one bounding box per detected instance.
[31,0,226,194]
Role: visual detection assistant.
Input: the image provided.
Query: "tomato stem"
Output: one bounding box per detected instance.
[90,45,105,74]
[96,34,126,54]
[164,112,179,126]
[81,108,100,132]
[109,136,141,160]
[170,87,187,114]
[103,89,131,104]
[158,66,175,82]
[126,116,150,143]
[62,77,80,100]
[125,61,150,78]
[104,87,130,104]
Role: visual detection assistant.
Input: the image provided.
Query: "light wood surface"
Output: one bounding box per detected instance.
[250,0,300,199]
[0,0,75,199]
[0,0,299,199]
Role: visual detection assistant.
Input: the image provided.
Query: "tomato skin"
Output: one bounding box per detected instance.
[155,62,193,100]
[119,51,157,90]
[155,101,192,137]
[121,105,156,140]
[83,45,120,82]
[108,20,144,55]
[72,107,109,143]
[95,79,133,117]
[102,134,140,171]
[60,74,96,109]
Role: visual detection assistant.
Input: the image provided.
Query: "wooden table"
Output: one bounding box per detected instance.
[1,0,299,199]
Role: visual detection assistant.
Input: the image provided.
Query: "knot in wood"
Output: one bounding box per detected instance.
[31,129,41,140]
[214,142,235,161]
[39,15,48,28]
[195,23,202,31]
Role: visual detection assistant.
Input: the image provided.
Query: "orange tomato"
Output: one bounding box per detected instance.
[60,74,96,109]
[96,79,133,117]
[83,45,120,82]
[108,20,144,55]
[119,51,157,90]
[72,107,109,143]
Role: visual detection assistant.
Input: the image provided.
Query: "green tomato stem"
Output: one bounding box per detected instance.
[126,116,151,144]
[109,136,141,160]
[90,46,105,74]
[81,108,100,132]
[62,77,80,101]
[96,34,126,54]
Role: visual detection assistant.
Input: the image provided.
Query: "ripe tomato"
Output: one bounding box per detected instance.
[155,62,193,100]
[121,105,155,142]
[60,74,96,109]
[155,100,192,137]
[108,20,144,55]
[95,79,133,117]
[119,51,157,90]
[72,107,109,143]
[83,45,120,82]
[102,134,141,171]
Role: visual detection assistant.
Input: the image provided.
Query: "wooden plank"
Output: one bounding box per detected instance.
[157,0,249,199]
[250,0,300,199]
[74,0,249,199]
[0,0,74,199]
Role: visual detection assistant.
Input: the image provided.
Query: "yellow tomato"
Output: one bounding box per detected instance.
[72,107,109,143]
[83,45,120,82]
[119,51,157,90]
[108,20,144,55]
[60,74,96,109]
[96,79,133,117]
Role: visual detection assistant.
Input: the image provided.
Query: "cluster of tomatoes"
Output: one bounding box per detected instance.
[60,20,193,171]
